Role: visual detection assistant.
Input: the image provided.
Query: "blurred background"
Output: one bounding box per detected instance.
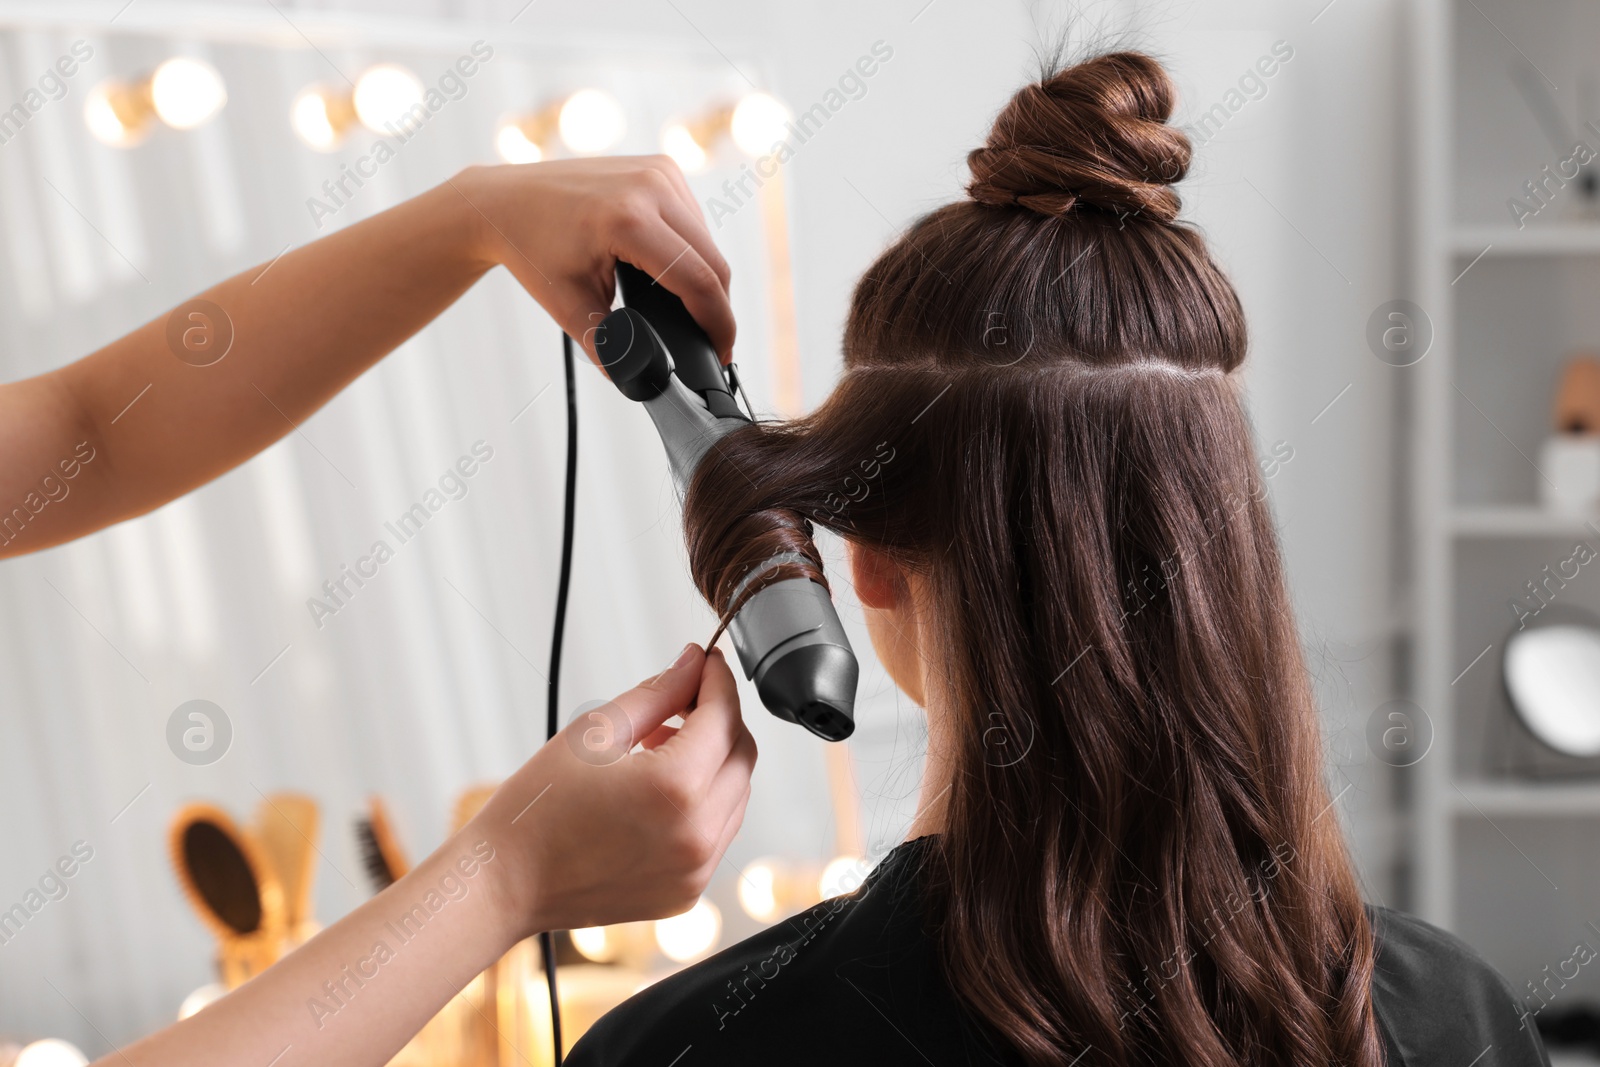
[4,0,1600,1061]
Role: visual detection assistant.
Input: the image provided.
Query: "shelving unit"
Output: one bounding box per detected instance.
[1452,225,1600,257]
[1413,0,1600,1014]
[1453,780,1600,817]
[1451,506,1600,538]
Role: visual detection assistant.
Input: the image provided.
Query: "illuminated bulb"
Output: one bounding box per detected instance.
[737,860,781,921]
[661,123,708,173]
[570,925,613,963]
[654,898,721,963]
[178,983,226,1020]
[730,92,790,156]
[559,89,625,154]
[149,57,226,130]
[352,64,424,134]
[84,81,142,146]
[15,1039,89,1067]
[495,122,544,164]
[819,855,866,899]
[290,84,358,150]
[84,56,226,147]
[291,88,340,151]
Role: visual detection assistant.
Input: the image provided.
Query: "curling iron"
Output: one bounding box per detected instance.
[594,261,858,741]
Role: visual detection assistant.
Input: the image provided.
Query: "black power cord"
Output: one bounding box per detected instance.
[541,331,579,1065]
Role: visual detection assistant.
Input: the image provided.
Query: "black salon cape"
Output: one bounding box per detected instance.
[567,837,1548,1067]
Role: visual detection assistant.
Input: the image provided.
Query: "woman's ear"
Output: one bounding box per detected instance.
[848,540,927,708]
[848,541,908,611]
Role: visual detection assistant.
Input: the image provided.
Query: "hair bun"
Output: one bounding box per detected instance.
[967,52,1191,224]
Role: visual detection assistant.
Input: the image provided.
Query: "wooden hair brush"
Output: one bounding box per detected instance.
[252,792,320,947]
[452,784,497,833]
[353,795,411,894]
[168,803,286,988]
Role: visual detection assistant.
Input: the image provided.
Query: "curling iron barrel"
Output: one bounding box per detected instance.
[594,262,858,742]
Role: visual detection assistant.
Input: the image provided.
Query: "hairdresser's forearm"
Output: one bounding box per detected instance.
[0,175,489,557]
[1,156,734,559]
[103,834,521,1067]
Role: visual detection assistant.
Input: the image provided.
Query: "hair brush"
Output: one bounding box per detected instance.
[353,795,411,895]
[252,792,320,946]
[451,784,497,832]
[167,803,286,988]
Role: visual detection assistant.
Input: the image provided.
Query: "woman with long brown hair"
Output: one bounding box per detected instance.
[568,51,1546,1067]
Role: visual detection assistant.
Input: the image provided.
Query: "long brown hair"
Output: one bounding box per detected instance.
[683,51,1380,1067]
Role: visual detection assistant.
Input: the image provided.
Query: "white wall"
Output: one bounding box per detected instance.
[0,0,1410,1050]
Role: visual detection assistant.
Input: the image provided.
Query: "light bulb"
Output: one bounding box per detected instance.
[291,89,339,151]
[559,89,625,154]
[737,860,781,921]
[15,1039,89,1067]
[570,926,612,963]
[177,983,226,1020]
[150,57,226,130]
[654,898,721,963]
[730,92,790,157]
[661,123,708,173]
[84,81,144,147]
[819,855,866,899]
[352,64,424,135]
[496,123,544,164]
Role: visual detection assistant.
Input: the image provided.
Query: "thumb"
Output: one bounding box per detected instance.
[611,643,706,743]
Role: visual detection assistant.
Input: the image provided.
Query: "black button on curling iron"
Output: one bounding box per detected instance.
[594,261,858,742]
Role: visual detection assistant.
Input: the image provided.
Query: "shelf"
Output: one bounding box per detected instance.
[1418,0,1600,949]
[1451,507,1600,539]
[1549,1053,1600,1067]
[1452,224,1600,258]
[1452,781,1600,817]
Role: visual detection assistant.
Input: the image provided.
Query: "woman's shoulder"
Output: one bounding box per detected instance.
[563,893,864,1064]
[568,877,1547,1066]
[564,838,1015,1066]
[1367,905,1550,1067]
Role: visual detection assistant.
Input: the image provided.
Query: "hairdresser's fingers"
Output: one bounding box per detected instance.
[705,782,751,875]
[660,711,752,866]
[653,194,732,305]
[705,726,757,813]
[668,766,747,875]
[640,157,731,292]
[690,778,752,892]
[640,723,680,750]
[642,154,706,226]
[663,648,743,783]
[608,213,737,363]
[638,155,720,265]
[608,644,706,745]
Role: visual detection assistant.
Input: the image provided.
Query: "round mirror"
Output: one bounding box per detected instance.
[1504,607,1600,757]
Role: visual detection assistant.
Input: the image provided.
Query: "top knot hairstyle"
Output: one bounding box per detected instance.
[683,51,1381,1067]
[967,51,1191,223]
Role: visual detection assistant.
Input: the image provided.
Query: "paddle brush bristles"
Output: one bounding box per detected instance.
[355,797,410,895]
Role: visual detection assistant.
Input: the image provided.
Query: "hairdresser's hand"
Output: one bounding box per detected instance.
[468,644,755,939]
[453,157,735,364]
[0,156,729,560]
